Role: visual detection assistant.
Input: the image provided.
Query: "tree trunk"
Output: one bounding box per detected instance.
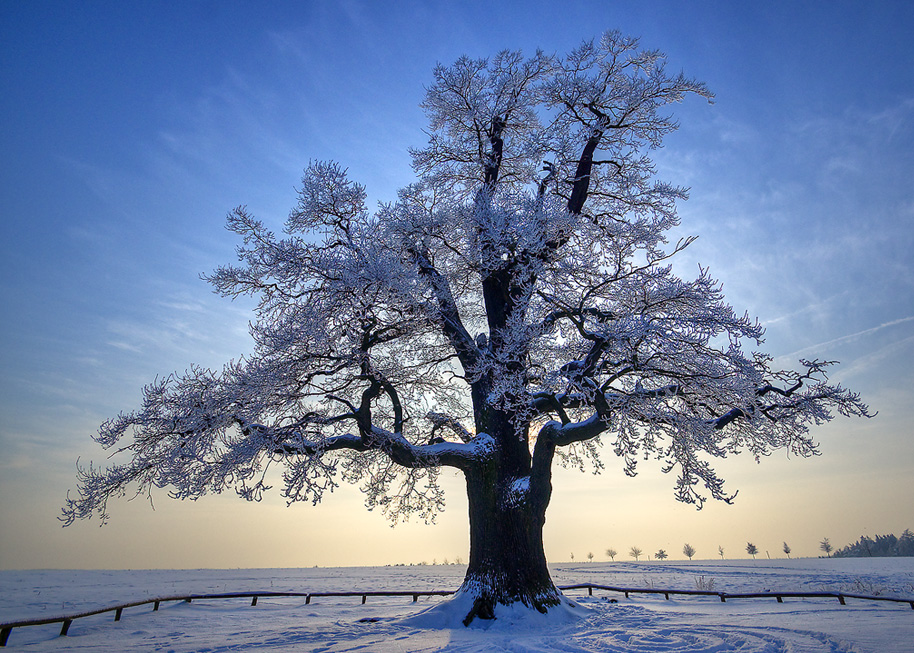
[456,442,563,626]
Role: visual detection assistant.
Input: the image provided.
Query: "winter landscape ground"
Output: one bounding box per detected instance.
[1,558,912,652]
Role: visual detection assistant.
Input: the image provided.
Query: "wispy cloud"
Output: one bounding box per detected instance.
[761,291,850,327]
[780,316,914,359]
[833,333,914,383]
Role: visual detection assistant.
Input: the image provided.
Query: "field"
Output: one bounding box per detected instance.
[1,558,912,651]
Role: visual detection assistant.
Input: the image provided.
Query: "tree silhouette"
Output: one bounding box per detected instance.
[832,529,914,557]
[62,31,870,624]
[682,543,696,560]
[746,542,759,559]
[630,546,643,561]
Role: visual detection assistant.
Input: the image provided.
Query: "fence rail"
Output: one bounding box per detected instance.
[559,583,914,607]
[2,584,911,647]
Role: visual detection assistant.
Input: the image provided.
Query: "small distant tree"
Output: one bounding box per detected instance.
[746,542,758,559]
[782,542,791,558]
[655,549,668,560]
[899,529,914,556]
[630,546,643,561]
[820,538,833,557]
[606,548,617,561]
[718,545,725,560]
[682,543,696,560]
[587,551,594,562]
[570,552,575,562]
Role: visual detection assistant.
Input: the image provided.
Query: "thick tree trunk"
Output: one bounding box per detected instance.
[456,439,563,626]
[454,258,567,625]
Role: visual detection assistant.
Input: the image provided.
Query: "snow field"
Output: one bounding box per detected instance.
[1,559,912,652]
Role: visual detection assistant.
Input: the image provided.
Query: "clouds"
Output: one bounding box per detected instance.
[102,292,252,370]
[780,316,914,361]
[664,90,914,349]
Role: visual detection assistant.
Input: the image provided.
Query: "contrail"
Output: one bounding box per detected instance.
[781,316,914,358]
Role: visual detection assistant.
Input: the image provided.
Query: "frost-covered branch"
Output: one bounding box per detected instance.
[61,361,493,525]
[527,355,871,508]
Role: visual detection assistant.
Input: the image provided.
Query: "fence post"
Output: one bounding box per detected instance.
[413,594,418,602]
[305,595,312,605]
[153,600,160,611]
[1,626,12,647]
[115,607,123,621]
[837,595,846,605]
[776,596,783,603]
[60,619,72,636]
[251,597,258,606]
[361,595,367,604]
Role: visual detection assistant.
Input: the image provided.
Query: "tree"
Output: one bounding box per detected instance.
[61,32,870,625]
[587,551,594,562]
[834,529,914,557]
[820,537,833,557]
[655,549,668,560]
[718,545,725,560]
[746,542,759,559]
[783,542,791,558]
[606,548,617,561]
[630,546,643,561]
[682,543,696,560]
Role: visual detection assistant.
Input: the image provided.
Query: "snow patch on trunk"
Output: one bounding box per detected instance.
[502,475,530,509]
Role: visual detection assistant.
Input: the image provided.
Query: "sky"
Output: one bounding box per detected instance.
[1,0,912,570]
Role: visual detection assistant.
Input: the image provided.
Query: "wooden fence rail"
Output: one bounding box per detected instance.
[559,583,914,608]
[1,584,911,647]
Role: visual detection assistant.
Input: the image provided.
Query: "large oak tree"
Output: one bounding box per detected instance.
[64,33,869,624]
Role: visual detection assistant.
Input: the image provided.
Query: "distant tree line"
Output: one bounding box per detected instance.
[833,529,914,557]
[587,531,913,563]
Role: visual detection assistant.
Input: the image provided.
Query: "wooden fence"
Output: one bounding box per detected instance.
[2,584,912,647]
[560,583,914,607]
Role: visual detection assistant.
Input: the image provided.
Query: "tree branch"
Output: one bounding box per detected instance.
[273,426,492,472]
[409,247,479,372]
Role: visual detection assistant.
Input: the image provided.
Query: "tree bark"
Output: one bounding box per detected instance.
[456,419,563,626]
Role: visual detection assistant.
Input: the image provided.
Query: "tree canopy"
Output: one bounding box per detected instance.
[63,32,870,622]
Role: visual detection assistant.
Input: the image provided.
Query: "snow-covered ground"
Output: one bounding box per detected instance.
[1,559,912,651]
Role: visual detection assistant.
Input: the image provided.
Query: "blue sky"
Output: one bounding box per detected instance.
[2,1,913,568]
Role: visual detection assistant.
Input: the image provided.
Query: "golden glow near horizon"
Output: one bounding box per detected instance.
[1,1,913,570]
